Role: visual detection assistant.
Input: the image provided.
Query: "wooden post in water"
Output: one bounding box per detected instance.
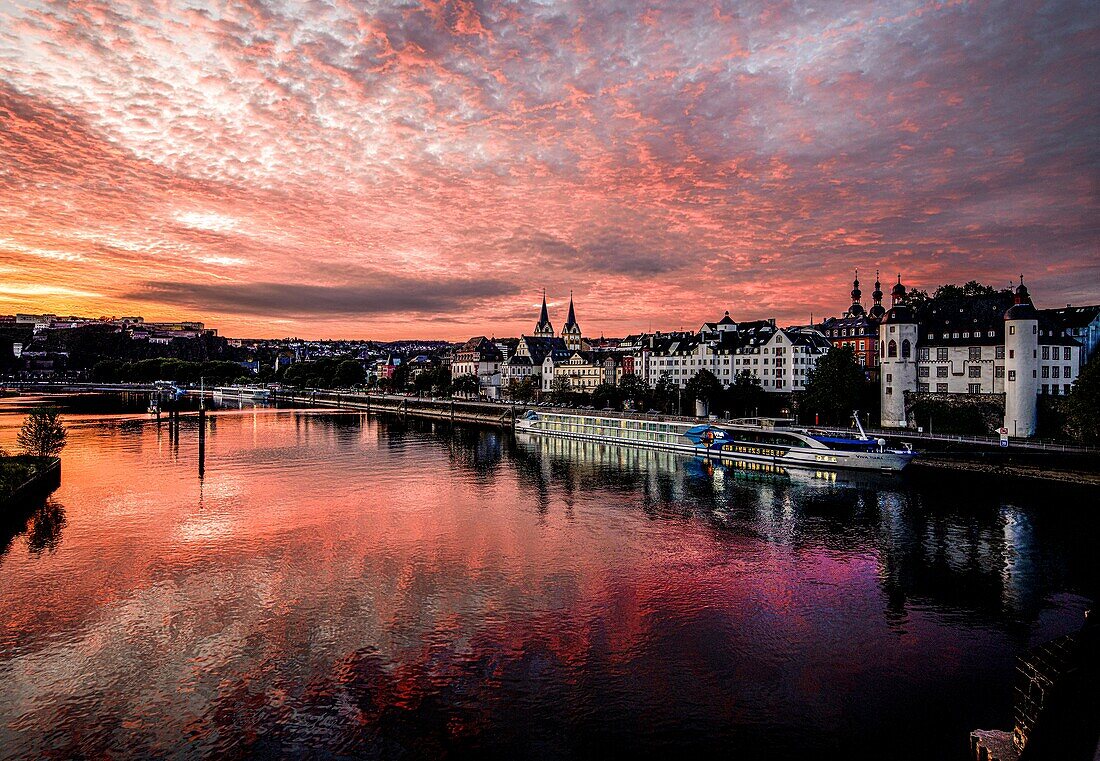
[198,405,206,478]
[198,377,206,478]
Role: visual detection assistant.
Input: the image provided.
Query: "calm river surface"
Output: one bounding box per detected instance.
[0,394,1096,760]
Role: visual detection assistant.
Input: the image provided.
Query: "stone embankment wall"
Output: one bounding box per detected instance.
[904,392,1005,435]
[0,457,61,512]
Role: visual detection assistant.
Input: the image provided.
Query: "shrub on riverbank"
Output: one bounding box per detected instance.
[17,407,67,458]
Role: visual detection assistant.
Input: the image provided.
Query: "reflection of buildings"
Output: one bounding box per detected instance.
[512,432,1091,629]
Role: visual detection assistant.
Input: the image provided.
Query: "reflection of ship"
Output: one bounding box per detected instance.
[213,386,271,402]
[516,409,916,473]
[686,454,903,490]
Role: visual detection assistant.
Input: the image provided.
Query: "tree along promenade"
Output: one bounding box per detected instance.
[277,390,1098,456]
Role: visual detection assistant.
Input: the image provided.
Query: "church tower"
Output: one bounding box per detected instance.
[562,292,582,350]
[533,290,554,339]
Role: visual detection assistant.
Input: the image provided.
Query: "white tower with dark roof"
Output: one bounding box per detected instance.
[1004,278,1039,437]
[880,275,918,428]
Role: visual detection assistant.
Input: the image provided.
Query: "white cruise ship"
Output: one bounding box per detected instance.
[514,409,916,473]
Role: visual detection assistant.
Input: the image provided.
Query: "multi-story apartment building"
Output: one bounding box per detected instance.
[451,336,503,397]
[542,350,604,393]
[636,314,831,393]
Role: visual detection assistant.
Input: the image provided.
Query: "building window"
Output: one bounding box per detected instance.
[886,373,892,382]
[996,346,1005,360]
[995,366,1004,378]
[888,340,898,358]
[1064,347,1071,361]
[968,383,981,394]
[937,383,949,393]
[1065,384,1072,395]
[937,348,948,361]
[919,366,930,377]
[1052,367,1060,379]
[1065,365,1072,377]
[969,347,981,361]
[919,347,930,361]
[901,339,911,358]
[1008,370,1016,381]
[1042,384,1049,394]
[1009,325,1016,335]
[918,383,930,392]
[937,366,948,378]
[1009,350,1014,359]
[969,366,981,378]
[886,386,892,395]
[1042,366,1050,378]
[1042,346,1049,360]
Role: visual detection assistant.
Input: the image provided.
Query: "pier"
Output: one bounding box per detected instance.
[271,390,520,427]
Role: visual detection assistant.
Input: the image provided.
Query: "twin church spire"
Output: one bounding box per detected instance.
[533,290,582,350]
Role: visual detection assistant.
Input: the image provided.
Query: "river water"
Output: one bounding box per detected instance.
[0,394,1095,760]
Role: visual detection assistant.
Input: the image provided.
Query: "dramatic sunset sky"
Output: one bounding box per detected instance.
[0,1,1097,339]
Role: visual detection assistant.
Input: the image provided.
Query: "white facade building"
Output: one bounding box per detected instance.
[636,315,831,393]
[879,279,1082,437]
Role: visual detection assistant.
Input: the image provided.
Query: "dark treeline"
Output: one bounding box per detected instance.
[91,359,249,385]
[283,358,365,389]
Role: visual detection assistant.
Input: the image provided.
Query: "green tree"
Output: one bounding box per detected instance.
[550,375,572,404]
[332,359,366,387]
[722,371,766,418]
[618,373,648,410]
[1065,357,1100,444]
[504,376,538,402]
[685,369,721,408]
[652,373,675,413]
[453,373,480,397]
[933,281,1009,300]
[17,406,68,458]
[802,346,870,425]
[591,382,623,409]
[516,376,538,402]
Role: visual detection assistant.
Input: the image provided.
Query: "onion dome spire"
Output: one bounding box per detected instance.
[891,274,907,305]
[869,270,886,320]
[1005,275,1038,320]
[847,269,865,316]
[1014,274,1030,304]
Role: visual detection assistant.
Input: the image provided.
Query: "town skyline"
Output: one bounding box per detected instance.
[2,1,1098,340]
[2,270,1091,343]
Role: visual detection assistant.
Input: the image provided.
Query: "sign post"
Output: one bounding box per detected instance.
[999,427,1009,448]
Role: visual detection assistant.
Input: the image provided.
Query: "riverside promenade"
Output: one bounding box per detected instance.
[261,389,1100,485]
